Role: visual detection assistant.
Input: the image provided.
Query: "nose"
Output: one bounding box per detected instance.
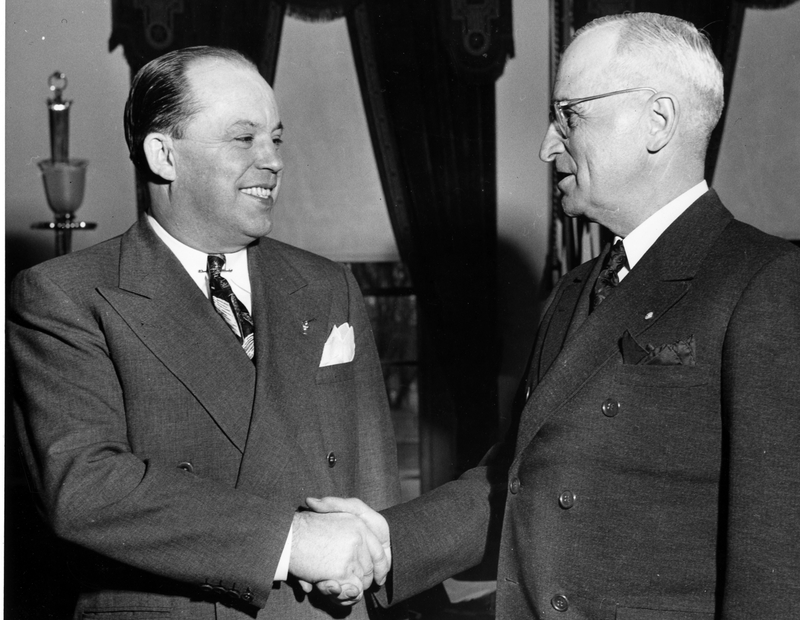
[257,139,284,174]
[539,123,564,163]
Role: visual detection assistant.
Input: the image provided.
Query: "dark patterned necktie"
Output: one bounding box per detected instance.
[591,240,627,311]
[207,254,255,360]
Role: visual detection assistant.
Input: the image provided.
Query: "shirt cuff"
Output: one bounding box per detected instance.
[273,523,292,581]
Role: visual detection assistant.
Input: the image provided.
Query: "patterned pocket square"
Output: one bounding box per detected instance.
[319,323,355,367]
[620,331,695,366]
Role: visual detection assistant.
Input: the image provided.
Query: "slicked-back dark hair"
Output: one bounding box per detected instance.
[123,46,257,181]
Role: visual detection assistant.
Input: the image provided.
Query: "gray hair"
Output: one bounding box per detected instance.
[576,13,724,148]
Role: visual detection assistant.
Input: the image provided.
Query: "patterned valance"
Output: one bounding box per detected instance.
[284,0,361,21]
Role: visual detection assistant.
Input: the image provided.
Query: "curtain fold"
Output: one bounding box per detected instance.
[110,0,286,81]
[348,0,513,486]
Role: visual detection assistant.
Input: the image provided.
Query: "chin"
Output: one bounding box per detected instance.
[560,199,585,219]
[247,221,273,240]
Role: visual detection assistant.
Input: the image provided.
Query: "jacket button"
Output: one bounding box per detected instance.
[601,398,620,417]
[178,461,194,473]
[327,452,337,468]
[558,490,575,509]
[509,477,521,494]
[551,594,569,612]
[242,590,254,603]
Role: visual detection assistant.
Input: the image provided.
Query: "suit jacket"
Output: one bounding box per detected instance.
[9,217,400,620]
[383,191,800,619]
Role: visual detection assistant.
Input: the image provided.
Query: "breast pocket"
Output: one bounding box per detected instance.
[315,361,356,385]
[81,610,171,619]
[613,363,709,389]
[616,607,714,620]
[611,363,714,426]
[609,363,720,474]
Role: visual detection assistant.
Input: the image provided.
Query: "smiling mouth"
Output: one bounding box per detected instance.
[241,186,274,200]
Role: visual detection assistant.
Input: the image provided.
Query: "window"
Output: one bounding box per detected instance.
[348,262,419,501]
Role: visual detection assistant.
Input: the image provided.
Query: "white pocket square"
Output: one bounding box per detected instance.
[319,323,355,367]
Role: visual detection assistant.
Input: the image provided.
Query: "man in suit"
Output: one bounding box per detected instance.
[9,46,399,619]
[311,12,800,618]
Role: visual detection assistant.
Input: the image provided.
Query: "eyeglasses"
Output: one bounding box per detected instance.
[550,87,656,138]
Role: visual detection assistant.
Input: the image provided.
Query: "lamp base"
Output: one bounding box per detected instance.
[32,214,97,256]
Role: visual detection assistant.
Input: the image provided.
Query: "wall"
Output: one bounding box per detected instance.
[268,16,397,262]
[495,0,551,422]
[714,4,800,238]
[6,0,134,275]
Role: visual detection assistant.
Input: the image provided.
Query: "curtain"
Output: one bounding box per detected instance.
[347,0,513,487]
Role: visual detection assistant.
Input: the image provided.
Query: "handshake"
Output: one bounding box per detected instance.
[288,497,390,606]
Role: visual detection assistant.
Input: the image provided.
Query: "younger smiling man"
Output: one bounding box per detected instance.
[9,46,399,619]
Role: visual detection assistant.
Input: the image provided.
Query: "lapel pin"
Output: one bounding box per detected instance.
[645,311,654,320]
[302,319,315,335]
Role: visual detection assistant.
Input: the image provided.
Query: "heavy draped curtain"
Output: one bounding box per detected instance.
[110,0,514,488]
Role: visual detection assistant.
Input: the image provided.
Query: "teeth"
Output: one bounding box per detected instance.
[241,187,272,199]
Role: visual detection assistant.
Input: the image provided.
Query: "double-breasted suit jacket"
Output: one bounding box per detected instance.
[9,217,400,620]
[383,191,800,619]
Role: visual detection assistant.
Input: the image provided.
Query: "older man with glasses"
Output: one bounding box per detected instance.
[309,11,800,619]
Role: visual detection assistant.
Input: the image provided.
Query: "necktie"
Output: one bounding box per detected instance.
[591,240,627,311]
[207,254,255,360]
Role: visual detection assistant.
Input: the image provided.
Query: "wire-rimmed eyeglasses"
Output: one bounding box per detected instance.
[550,87,657,138]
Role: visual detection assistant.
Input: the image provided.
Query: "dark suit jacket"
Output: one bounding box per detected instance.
[383,191,800,619]
[9,217,400,620]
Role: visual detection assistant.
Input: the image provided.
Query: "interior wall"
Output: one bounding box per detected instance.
[269,16,398,262]
[495,0,551,424]
[714,4,800,239]
[6,0,134,275]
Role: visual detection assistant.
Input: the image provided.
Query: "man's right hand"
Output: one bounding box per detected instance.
[288,508,390,605]
[300,497,392,603]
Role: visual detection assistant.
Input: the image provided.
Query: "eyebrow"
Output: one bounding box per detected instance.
[228,120,284,133]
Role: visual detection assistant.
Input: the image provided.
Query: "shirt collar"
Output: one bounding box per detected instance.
[146,214,251,300]
[619,180,708,275]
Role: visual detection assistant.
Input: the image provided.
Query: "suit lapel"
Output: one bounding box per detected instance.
[515,191,733,454]
[98,218,255,452]
[235,239,336,493]
[535,256,602,383]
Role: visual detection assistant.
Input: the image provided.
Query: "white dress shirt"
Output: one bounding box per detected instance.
[146,215,292,581]
[147,215,253,311]
[618,180,708,281]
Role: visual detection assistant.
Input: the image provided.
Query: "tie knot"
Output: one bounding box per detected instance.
[207,254,226,277]
[607,240,627,274]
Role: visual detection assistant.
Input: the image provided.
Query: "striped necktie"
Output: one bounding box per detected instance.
[207,254,255,360]
[591,240,627,312]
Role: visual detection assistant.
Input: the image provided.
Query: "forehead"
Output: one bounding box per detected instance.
[185,58,280,130]
[555,25,619,99]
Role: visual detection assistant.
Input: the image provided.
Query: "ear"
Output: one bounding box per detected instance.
[143,132,177,182]
[645,93,679,153]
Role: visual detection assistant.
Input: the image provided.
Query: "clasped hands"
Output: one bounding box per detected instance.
[288,497,390,606]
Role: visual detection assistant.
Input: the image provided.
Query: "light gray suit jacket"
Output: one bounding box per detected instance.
[9,217,400,619]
